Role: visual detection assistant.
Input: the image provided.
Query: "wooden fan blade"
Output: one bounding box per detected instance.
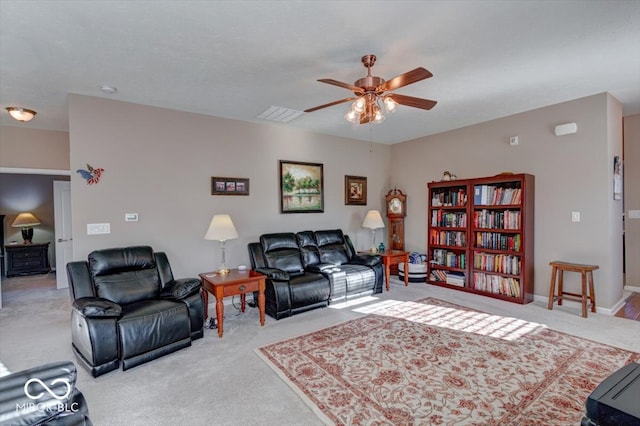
[379,68,433,92]
[318,79,365,94]
[304,97,357,113]
[386,93,437,110]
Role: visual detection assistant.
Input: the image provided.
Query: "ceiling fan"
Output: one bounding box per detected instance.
[304,54,437,124]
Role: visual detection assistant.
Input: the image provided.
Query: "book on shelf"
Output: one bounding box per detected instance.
[431,188,467,207]
[472,272,521,298]
[432,249,466,268]
[473,209,520,230]
[474,185,522,206]
[473,252,521,275]
[431,210,467,227]
[475,232,521,252]
[445,271,465,287]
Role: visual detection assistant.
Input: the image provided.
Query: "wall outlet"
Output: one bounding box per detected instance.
[571,211,581,222]
[509,136,519,146]
[87,223,110,235]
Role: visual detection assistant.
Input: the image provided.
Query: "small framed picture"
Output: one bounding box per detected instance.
[345,175,367,205]
[211,177,250,196]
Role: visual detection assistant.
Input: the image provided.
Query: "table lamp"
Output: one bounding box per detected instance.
[12,212,41,244]
[362,210,385,253]
[204,214,238,275]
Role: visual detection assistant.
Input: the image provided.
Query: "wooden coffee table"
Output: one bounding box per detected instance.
[199,269,265,338]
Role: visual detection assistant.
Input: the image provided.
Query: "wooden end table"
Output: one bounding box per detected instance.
[359,250,409,290]
[199,269,265,338]
[379,250,409,290]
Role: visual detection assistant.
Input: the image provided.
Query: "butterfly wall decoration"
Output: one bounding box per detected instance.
[77,164,104,185]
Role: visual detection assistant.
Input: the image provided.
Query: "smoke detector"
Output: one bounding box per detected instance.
[100,85,118,95]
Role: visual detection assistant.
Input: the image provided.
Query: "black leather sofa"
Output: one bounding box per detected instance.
[67,246,204,377]
[0,361,92,426]
[248,229,383,319]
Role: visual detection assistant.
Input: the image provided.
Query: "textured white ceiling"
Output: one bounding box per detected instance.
[1,0,639,144]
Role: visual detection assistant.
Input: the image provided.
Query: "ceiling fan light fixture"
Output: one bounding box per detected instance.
[6,107,37,122]
[352,97,366,113]
[373,105,385,123]
[344,108,358,124]
[308,54,436,126]
[383,96,398,113]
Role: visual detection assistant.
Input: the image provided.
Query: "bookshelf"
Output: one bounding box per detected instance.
[427,173,534,304]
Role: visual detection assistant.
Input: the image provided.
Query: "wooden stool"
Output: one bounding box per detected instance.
[548,261,599,318]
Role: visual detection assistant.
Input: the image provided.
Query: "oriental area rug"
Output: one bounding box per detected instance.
[256,297,640,425]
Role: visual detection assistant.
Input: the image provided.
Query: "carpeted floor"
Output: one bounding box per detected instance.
[1,273,640,425]
[257,297,639,425]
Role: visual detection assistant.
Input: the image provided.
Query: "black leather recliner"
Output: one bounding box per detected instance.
[0,361,92,426]
[248,229,383,319]
[67,246,204,377]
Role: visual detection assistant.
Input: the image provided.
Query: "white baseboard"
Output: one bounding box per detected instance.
[532,294,623,316]
[624,285,640,293]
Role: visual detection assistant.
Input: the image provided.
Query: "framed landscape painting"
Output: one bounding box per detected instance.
[279,160,324,213]
[345,175,367,205]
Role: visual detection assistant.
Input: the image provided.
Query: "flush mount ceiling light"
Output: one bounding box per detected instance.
[305,54,437,125]
[6,107,37,122]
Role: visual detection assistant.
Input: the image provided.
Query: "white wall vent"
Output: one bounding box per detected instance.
[257,106,304,123]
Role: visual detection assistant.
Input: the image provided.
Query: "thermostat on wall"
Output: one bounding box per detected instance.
[125,213,139,222]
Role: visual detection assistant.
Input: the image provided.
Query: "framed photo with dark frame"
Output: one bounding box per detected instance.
[345,175,367,205]
[279,160,324,213]
[211,177,250,196]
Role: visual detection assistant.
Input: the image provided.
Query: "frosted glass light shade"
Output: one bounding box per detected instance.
[6,107,37,122]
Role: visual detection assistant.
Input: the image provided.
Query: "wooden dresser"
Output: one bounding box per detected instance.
[5,242,51,277]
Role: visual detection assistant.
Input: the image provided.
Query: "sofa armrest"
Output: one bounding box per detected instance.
[160,278,202,299]
[350,253,382,267]
[305,263,339,273]
[73,297,122,318]
[255,267,290,281]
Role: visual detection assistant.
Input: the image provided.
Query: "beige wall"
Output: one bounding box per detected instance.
[0,126,70,170]
[390,93,625,310]
[68,95,391,278]
[2,92,633,311]
[624,114,640,287]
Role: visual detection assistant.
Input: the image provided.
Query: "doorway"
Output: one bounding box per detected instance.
[0,169,71,308]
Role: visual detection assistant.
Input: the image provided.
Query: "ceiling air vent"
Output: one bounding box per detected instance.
[257,106,304,123]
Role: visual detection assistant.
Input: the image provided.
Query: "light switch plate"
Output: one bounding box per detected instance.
[87,223,110,235]
[629,210,640,219]
[571,211,580,222]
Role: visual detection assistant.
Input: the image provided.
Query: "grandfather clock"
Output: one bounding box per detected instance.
[385,188,406,252]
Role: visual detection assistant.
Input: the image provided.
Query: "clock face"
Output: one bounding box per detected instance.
[389,197,403,214]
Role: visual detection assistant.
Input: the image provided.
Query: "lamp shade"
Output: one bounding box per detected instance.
[204,214,238,241]
[12,212,41,228]
[362,210,385,230]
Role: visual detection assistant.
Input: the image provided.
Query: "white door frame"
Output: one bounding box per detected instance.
[54,180,73,289]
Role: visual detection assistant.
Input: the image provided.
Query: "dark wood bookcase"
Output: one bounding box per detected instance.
[427,173,534,304]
